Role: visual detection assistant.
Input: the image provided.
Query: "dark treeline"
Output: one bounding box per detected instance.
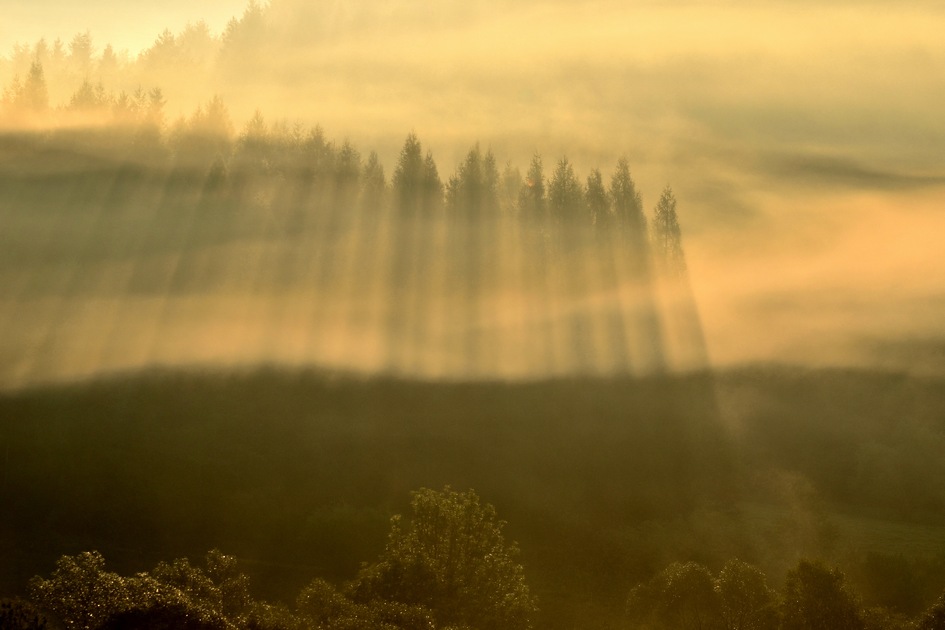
[625,556,945,630]
[0,11,708,379]
[0,1,263,116]
[6,522,945,629]
[0,92,704,379]
[4,367,945,628]
[3,487,537,630]
[0,367,731,629]
[0,1,509,115]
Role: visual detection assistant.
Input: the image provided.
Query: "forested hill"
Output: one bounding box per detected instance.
[3,365,945,627]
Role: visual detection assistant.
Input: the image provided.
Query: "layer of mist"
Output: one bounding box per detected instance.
[0,126,706,388]
[3,0,943,383]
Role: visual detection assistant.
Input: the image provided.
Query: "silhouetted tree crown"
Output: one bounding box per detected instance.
[500,161,523,215]
[350,486,537,630]
[361,150,387,210]
[610,157,645,237]
[422,151,443,213]
[446,144,500,219]
[392,134,442,216]
[652,185,687,275]
[717,559,779,630]
[518,154,546,221]
[548,157,585,228]
[626,561,723,630]
[781,560,866,630]
[585,167,610,229]
[68,79,107,112]
[335,141,362,186]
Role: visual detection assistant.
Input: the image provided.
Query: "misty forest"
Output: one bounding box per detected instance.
[2,2,945,629]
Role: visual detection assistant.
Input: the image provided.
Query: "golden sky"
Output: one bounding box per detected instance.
[0,0,247,54]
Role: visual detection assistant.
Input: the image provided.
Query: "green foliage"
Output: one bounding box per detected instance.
[297,578,355,626]
[780,560,865,630]
[716,559,778,630]
[0,368,729,628]
[150,550,253,624]
[19,488,539,630]
[28,551,140,629]
[349,487,537,630]
[627,561,723,630]
[627,559,783,630]
[26,550,204,630]
[26,549,258,630]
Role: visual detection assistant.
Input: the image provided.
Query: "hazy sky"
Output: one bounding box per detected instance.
[0,0,246,54]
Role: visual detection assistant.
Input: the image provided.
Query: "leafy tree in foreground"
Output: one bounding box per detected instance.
[716,559,778,630]
[349,486,537,630]
[626,559,783,630]
[149,549,253,624]
[627,561,723,630]
[27,549,258,630]
[780,560,865,630]
[28,550,142,629]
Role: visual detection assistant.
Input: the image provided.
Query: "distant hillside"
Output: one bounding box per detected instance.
[3,365,945,627]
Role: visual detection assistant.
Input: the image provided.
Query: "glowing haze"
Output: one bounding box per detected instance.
[1,0,944,388]
[0,1,247,55]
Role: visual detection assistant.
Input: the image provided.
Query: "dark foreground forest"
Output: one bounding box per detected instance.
[3,366,945,629]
